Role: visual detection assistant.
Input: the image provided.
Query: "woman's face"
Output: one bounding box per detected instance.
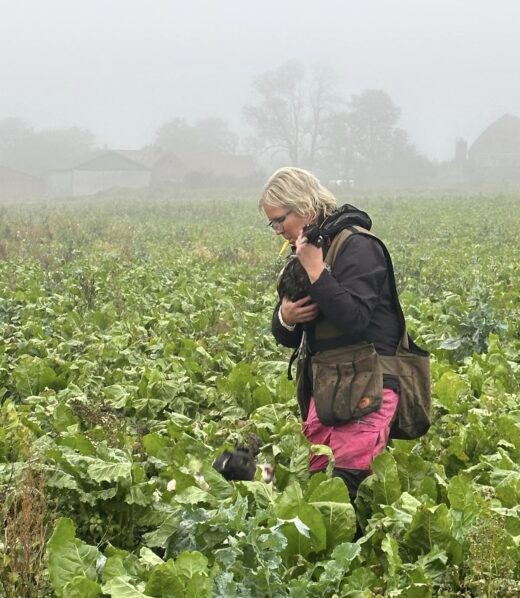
[263,204,313,244]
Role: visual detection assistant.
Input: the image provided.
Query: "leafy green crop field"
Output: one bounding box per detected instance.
[0,190,518,597]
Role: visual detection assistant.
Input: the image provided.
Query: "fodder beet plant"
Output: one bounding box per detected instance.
[0,190,518,597]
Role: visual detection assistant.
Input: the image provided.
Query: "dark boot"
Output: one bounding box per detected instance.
[332,468,370,540]
[332,467,370,503]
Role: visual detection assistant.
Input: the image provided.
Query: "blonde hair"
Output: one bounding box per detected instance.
[260,167,337,221]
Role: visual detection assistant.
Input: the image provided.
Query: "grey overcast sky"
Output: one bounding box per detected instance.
[1,0,519,159]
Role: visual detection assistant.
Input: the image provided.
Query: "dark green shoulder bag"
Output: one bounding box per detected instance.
[296,226,431,440]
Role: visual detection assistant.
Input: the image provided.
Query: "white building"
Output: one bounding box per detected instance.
[47,151,151,197]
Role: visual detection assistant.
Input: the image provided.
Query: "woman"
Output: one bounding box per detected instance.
[260,167,402,502]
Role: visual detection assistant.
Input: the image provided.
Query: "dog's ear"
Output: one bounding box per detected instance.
[213,448,257,481]
[213,451,233,475]
[247,434,262,457]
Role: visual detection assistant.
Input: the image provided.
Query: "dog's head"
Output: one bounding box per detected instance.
[213,447,257,481]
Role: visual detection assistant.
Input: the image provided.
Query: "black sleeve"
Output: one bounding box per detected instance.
[307,234,388,337]
[271,301,304,348]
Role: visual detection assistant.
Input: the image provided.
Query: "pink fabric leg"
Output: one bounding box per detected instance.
[302,388,399,471]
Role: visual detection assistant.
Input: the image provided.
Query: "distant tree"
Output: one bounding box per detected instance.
[155,118,198,154]
[155,117,238,156]
[389,131,435,187]
[319,89,433,187]
[348,89,401,179]
[308,65,341,170]
[195,118,238,154]
[318,110,353,180]
[0,118,95,175]
[26,127,95,175]
[243,60,341,170]
[0,118,34,168]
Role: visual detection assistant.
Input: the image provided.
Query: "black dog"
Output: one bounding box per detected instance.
[213,447,257,481]
[277,225,326,302]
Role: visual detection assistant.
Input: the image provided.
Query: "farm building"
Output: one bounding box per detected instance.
[46,151,151,197]
[0,164,44,198]
[119,147,257,188]
[154,150,257,188]
[467,114,520,183]
[116,148,187,188]
[46,147,258,197]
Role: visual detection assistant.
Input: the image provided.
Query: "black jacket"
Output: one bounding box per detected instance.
[272,205,402,382]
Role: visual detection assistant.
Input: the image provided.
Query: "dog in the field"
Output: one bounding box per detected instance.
[277,225,326,302]
[213,447,257,481]
[213,446,275,483]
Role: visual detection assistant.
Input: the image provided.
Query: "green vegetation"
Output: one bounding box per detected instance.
[0,190,518,597]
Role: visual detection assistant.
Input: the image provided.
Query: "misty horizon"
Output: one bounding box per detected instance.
[1,0,519,162]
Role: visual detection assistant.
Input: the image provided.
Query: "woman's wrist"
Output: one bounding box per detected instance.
[278,307,296,331]
[307,265,325,284]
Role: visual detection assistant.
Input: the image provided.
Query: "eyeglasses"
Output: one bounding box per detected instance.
[267,211,291,231]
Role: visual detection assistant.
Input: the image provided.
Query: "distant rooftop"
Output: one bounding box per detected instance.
[470,114,520,156]
[72,151,151,172]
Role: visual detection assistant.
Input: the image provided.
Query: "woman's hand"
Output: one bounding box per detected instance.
[295,231,325,283]
[280,296,319,326]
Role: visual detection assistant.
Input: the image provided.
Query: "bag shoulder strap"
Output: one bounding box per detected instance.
[324,227,355,267]
[325,225,409,349]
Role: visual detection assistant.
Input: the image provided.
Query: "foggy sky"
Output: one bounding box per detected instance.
[1,0,519,160]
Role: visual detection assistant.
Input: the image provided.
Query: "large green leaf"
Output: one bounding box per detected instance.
[447,474,479,536]
[139,547,164,569]
[371,452,402,507]
[381,533,402,587]
[307,477,357,547]
[404,504,453,555]
[47,518,101,597]
[63,576,102,598]
[59,432,97,456]
[87,459,132,483]
[101,576,153,598]
[45,467,80,490]
[318,542,361,586]
[104,384,132,408]
[144,552,211,598]
[12,355,60,395]
[490,466,520,508]
[199,463,235,501]
[393,449,436,499]
[275,482,328,560]
[381,492,421,533]
[434,371,469,412]
[340,566,378,595]
[142,512,179,548]
[174,550,209,578]
[144,561,185,597]
[103,555,128,582]
[491,505,520,536]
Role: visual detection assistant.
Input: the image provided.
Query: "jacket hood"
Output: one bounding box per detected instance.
[320,203,372,235]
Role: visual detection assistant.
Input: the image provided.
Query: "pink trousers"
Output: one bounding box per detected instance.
[302,388,399,471]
